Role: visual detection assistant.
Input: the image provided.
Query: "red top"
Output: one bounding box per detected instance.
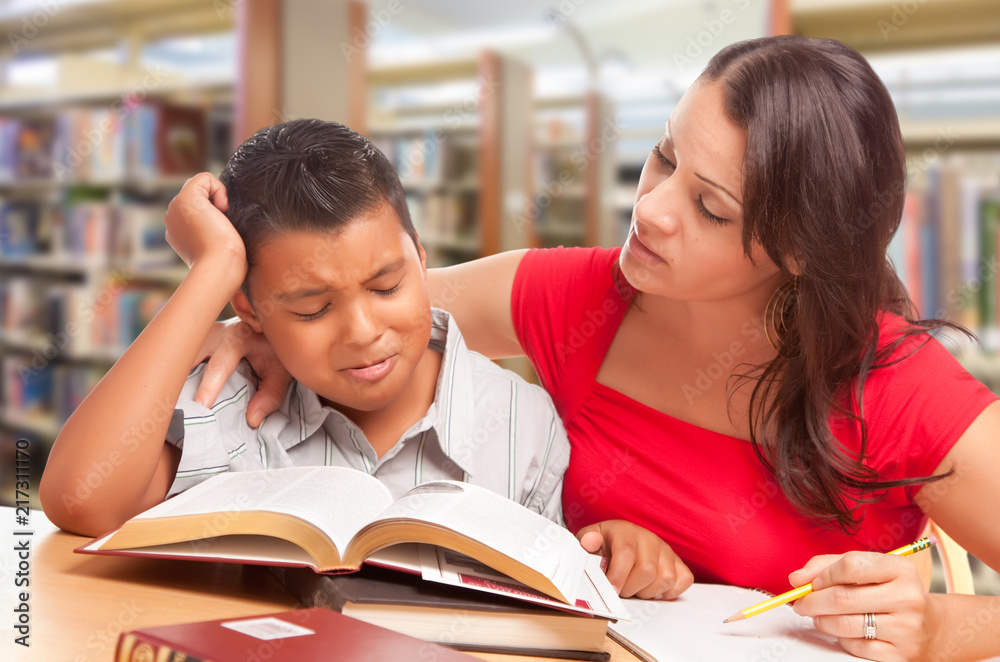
[512,246,997,594]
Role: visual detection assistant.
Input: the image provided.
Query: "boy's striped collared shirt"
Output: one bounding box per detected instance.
[166,309,569,523]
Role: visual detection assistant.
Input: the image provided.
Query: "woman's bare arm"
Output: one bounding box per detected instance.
[426,248,529,359]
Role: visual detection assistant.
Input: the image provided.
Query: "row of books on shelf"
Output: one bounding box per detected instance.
[0,276,170,359]
[372,131,478,184]
[1,356,103,427]
[0,101,208,184]
[0,199,177,270]
[534,148,585,192]
[890,163,1000,331]
[406,191,478,246]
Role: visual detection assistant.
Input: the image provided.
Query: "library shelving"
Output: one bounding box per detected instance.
[367,51,536,268]
[0,0,236,506]
[787,0,1000,596]
[533,92,618,250]
[786,0,1000,372]
[367,51,538,382]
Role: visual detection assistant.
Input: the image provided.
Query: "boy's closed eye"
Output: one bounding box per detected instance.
[296,305,330,321]
[293,278,404,321]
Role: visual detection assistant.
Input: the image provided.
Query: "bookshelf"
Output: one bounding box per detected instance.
[367,51,535,268]
[0,0,237,505]
[786,0,1000,597]
[367,51,538,382]
[784,1,1000,358]
[533,92,618,250]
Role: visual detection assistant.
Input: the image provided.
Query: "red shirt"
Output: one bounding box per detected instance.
[512,246,996,594]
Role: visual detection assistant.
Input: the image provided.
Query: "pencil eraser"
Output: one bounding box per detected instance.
[927,534,938,546]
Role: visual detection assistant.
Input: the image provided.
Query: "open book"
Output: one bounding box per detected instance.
[78,466,589,605]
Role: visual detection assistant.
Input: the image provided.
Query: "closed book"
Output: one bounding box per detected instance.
[114,607,481,662]
[270,563,611,661]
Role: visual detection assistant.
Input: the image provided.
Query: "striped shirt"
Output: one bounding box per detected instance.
[165,308,569,522]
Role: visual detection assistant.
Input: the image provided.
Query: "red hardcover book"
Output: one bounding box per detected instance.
[114,607,481,662]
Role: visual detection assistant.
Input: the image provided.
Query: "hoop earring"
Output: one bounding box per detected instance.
[764,279,797,356]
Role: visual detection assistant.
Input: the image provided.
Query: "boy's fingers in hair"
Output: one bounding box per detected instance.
[184,172,229,214]
[207,176,229,213]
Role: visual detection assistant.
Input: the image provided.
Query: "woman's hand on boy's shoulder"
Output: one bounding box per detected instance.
[577,520,694,600]
[194,317,291,428]
[165,173,246,283]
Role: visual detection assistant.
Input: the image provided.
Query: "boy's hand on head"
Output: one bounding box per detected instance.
[577,520,693,600]
[165,173,245,285]
[194,318,291,427]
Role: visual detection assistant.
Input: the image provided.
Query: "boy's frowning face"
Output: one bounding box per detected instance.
[241,204,433,417]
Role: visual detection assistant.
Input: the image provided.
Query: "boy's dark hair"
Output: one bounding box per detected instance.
[220,118,417,275]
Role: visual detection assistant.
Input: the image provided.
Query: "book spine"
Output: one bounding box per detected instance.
[267,565,351,611]
[116,631,210,662]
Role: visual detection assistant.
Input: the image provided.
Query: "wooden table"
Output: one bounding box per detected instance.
[0,508,638,661]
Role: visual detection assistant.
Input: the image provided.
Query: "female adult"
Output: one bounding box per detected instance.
[178,36,1000,660]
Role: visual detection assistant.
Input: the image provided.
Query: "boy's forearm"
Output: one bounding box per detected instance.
[40,260,242,534]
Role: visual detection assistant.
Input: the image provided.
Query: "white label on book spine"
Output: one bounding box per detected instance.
[221,617,315,641]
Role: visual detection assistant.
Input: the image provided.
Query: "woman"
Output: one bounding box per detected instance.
[176,36,1000,660]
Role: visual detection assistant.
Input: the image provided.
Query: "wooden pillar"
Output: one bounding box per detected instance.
[769,0,793,36]
[234,0,282,146]
[235,0,368,147]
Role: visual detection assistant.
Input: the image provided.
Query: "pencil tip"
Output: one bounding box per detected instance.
[723,612,745,623]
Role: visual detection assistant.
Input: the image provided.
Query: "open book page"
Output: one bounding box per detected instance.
[609,584,851,661]
[80,533,317,565]
[124,467,395,556]
[417,545,630,620]
[356,481,588,603]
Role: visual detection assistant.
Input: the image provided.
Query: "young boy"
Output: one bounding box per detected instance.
[40,119,569,537]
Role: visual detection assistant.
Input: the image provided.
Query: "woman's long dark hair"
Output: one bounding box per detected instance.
[704,36,956,533]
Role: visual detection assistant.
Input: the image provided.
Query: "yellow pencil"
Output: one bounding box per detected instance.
[723,535,937,623]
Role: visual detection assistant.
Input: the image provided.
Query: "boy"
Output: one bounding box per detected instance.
[40,119,569,537]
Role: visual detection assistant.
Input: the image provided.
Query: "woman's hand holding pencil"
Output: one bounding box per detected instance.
[724,536,937,622]
[728,536,941,661]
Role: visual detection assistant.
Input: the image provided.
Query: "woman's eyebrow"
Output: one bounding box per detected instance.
[664,120,742,206]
